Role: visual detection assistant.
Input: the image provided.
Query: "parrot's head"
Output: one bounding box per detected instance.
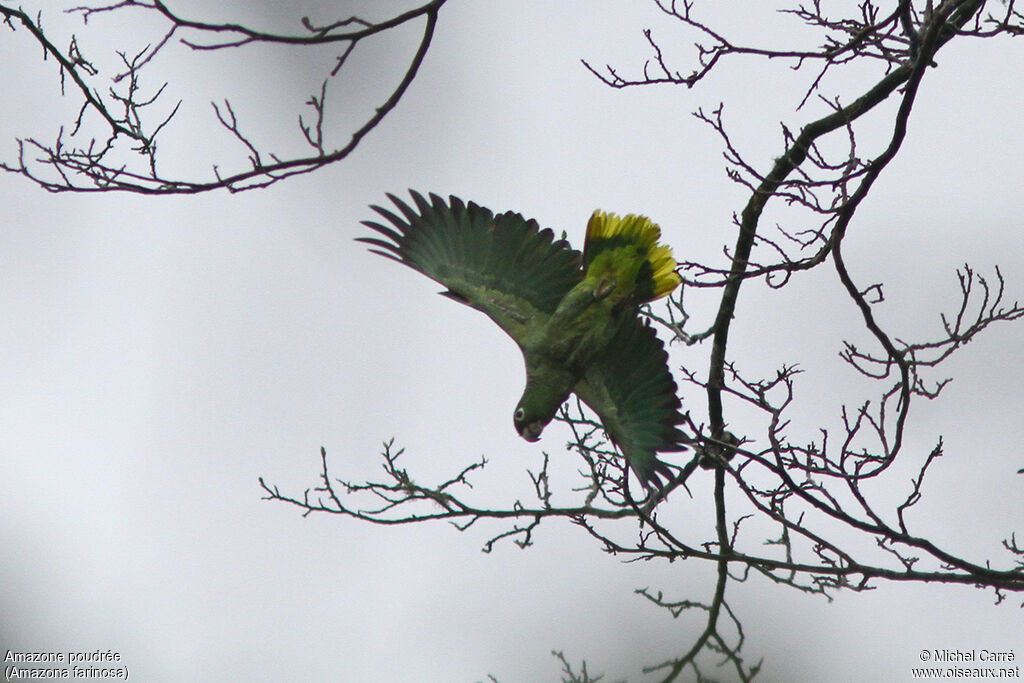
[514,369,573,443]
[513,402,552,443]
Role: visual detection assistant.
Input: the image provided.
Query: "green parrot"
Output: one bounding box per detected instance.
[358,191,689,489]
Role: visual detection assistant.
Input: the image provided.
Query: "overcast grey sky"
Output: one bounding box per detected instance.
[2,2,1022,681]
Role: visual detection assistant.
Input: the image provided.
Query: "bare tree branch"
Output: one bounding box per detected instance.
[0,1,448,192]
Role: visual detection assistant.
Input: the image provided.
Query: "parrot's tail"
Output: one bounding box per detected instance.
[582,210,682,302]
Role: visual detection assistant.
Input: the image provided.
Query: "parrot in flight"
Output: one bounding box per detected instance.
[358,191,689,489]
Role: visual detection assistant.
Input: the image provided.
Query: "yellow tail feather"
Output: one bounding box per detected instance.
[585,210,682,301]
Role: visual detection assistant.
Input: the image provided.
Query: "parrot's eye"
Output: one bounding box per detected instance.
[514,407,525,422]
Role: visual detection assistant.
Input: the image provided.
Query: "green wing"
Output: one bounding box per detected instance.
[358,191,582,344]
[574,317,688,489]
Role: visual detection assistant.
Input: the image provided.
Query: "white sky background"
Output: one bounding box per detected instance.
[1,1,1023,681]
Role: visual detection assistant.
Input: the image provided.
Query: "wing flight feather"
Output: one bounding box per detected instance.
[574,317,688,489]
[359,191,582,344]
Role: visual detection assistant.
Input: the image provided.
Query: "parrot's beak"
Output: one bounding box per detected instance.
[521,421,545,442]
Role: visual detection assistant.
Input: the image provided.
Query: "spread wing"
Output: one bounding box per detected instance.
[358,191,582,345]
[573,317,688,489]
